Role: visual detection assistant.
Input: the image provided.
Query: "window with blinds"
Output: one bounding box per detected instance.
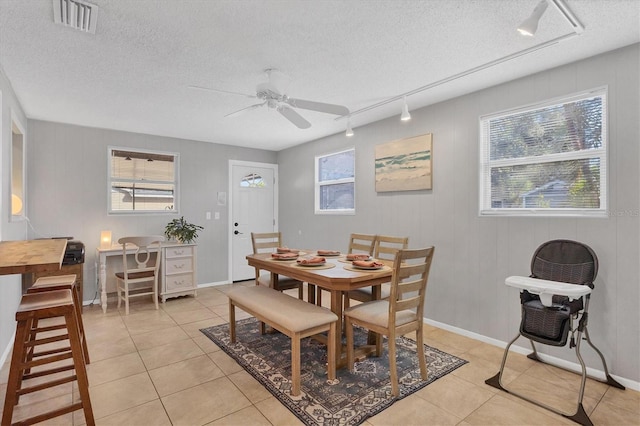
[108,147,179,213]
[479,87,607,217]
[315,148,355,214]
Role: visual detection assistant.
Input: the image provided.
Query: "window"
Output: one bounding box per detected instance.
[240,173,265,188]
[479,87,607,217]
[10,112,26,221]
[108,147,179,213]
[315,148,355,214]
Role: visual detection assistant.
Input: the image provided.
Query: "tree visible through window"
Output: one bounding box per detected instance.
[109,148,179,213]
[480,88,607,216]
[315,148,355,214]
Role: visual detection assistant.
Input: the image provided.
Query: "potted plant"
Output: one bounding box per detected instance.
[164,216,204,244]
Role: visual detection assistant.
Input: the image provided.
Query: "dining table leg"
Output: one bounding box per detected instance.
[330,289,344,367]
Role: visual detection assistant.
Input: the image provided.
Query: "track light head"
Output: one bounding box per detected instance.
[400,97,411,121]
[518,0,549,36]
[345,119,354,137]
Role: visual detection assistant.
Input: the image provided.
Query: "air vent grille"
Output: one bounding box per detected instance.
[53,0,99,34]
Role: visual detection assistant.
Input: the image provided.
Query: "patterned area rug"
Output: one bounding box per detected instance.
[201,318,467,425]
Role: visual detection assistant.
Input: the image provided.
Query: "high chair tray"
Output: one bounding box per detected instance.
[505,275,592,307]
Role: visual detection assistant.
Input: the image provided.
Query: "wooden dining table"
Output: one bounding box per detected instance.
[246,251,392,367]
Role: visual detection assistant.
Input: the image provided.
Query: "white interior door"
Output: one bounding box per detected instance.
[229,161,277,281]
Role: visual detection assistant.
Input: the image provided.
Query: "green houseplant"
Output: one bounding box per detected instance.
[164,216,204,244]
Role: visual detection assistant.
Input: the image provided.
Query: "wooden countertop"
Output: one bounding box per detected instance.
[0,239,67,276]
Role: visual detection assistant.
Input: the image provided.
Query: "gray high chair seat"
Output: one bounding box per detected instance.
[486,239,625,426]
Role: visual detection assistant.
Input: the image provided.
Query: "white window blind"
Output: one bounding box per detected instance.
[479,87,607,217]
[108,147,179,213]
[315,148,355,215]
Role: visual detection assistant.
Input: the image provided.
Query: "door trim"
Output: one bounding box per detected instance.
[228,160,279,283]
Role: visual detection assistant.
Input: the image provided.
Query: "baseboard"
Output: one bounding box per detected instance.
[0,329,16,369]
[424,317,640,392]
[197,281,230,288]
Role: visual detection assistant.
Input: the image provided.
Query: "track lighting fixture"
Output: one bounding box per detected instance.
[400,96,411,121]
[345,119,354,137]
[336,0,582,124]
[518,0,549,36]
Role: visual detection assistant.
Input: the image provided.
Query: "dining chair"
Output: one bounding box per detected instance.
[250,232,304,300]
[348,233,377,256]
[115,236,164,315]
[317,233,377,306]
[344,246,435,397]
[344,235,408,308]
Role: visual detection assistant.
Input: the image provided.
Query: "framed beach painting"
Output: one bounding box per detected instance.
[375,133,432,192]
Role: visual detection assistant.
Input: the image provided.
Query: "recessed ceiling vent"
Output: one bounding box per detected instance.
[53,0,99,34]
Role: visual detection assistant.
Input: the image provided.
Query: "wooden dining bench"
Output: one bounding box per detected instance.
[227,285,338,396]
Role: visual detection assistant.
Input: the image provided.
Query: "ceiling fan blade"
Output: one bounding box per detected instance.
[277,105,311,129]
[188,85,257,99]
[285,98,349,116]
[225,102,265,118]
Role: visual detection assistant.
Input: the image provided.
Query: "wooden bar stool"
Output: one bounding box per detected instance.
[2,289,94,426]
[26,274,90,366]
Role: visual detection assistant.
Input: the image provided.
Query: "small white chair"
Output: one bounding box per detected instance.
[115,236,164,314]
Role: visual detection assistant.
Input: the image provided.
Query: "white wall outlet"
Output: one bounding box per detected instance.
[214,212,220,220]
[205,211,211,220]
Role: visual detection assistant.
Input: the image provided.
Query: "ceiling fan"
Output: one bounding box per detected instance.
[189,69,349,129]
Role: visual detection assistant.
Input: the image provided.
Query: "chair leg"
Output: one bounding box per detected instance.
[375,331,383,357]
[66,309,95,425]
[153,278,159,310]
[416,326,428,381]
[117,281,122,309]
[583,327,625,389]
[228,301,237,343]
[388,335,399,397]
[297,284,303,300]
[576,330,587,411]
[2,319,30,424]
[124,282,130,315]
[485,332,521,391]
[307,284,316,304]
[345,317,355,371]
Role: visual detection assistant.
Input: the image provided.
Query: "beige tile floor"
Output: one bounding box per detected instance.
[1,283,638,425]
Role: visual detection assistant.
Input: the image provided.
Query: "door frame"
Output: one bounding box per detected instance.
[227,160,279,283]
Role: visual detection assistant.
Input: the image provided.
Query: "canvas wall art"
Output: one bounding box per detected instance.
[375,133,432,192]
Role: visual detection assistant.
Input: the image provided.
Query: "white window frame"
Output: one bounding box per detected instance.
[479,87,608,217]
[315,148,356,215]
[107,146,180,214]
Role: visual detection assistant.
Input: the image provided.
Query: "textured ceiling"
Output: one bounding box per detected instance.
[0,0,638,151]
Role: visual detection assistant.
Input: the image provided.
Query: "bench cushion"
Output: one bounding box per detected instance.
[228,285,337,332]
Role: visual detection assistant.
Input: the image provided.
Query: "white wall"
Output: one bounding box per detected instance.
[0,66,29,363]
[24,121,277,305]
[277,44,640,383]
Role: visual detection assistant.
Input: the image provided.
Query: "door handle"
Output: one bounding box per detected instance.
[234,230,243,235]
